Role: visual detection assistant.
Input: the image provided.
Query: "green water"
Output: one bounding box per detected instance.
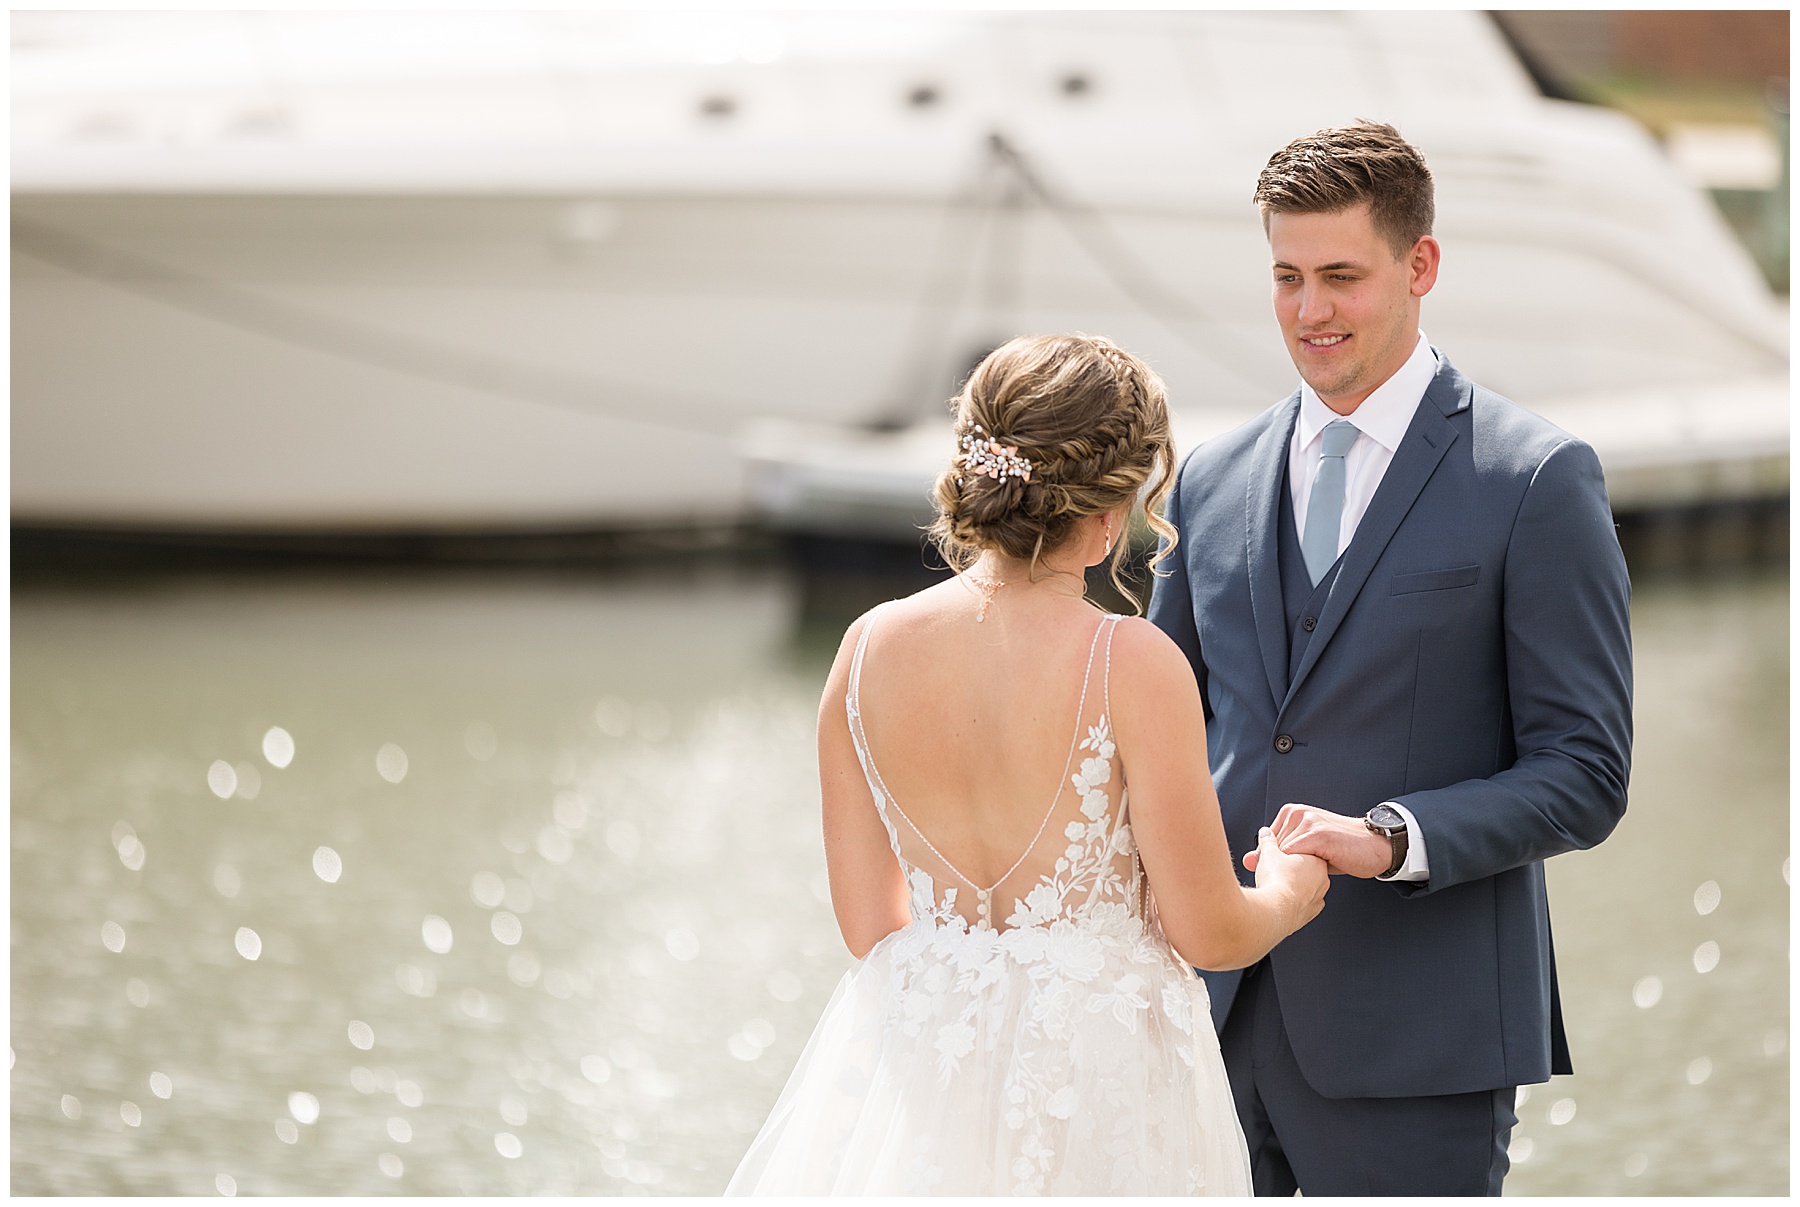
[9,565,1788,1195]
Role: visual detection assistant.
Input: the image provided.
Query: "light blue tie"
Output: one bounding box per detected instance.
[1301,420,1359,586]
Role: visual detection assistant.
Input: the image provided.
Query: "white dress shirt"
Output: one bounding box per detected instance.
[1286,331,1439,883]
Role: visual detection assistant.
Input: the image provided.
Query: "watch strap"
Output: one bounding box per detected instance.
[1365,809,1409,878]
[1380,829,1407,878]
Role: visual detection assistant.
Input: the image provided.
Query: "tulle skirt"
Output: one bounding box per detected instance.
[726,912,1253,1195]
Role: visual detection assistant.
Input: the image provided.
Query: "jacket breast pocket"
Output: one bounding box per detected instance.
[1390,564,1481,596]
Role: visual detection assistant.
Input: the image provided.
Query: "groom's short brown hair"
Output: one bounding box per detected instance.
[1254,121,1434,259]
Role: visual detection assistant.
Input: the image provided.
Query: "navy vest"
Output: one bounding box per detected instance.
[1276,468,1342,694]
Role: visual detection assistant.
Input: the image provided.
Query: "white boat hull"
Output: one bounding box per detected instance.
[11,12,1785,532]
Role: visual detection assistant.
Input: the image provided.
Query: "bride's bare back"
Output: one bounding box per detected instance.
[851,580,1132,932]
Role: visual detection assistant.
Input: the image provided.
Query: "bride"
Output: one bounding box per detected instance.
[728,334,1329,1195]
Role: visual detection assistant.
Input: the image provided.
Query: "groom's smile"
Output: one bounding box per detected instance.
[1296,330,1353,358]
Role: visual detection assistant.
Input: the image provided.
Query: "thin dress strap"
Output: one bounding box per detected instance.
[1094,613,1147,919]
[1089,613,1127,832]
[846,602,906,867]
[1097,615,1126,806]
[1100,613,1120,721]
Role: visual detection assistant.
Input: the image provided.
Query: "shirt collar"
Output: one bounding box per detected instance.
[1296,332,1439,454]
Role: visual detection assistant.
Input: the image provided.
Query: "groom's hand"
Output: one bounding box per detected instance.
[1242,804,1392,878]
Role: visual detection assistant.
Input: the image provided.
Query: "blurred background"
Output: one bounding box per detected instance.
[10,9,1788,1196]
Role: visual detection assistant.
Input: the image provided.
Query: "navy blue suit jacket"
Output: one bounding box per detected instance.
[1149,354,1632,1099]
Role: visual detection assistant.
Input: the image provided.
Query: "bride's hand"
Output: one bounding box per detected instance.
[1247,826,1328,928]
[1253,803,1395,879]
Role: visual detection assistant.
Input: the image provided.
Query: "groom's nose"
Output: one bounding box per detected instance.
[1295,282,1334,328]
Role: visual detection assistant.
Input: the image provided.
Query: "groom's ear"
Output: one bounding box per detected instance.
[1407,235,1441,298]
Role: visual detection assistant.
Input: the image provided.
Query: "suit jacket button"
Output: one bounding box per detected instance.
[1274,734,1295,754]
[1302,616,1317,632]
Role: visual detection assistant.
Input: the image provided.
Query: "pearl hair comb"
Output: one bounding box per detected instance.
[958,424,1033,483]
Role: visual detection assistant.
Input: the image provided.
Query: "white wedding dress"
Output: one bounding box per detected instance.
[727,609,1253,1196]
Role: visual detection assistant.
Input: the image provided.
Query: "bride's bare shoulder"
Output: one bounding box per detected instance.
[1108,614,1188,661]
[1107,616,1203,706]
[828,584,963,672]
[826,607,880,675]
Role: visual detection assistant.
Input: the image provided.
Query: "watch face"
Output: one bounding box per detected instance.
[1366,804,1405,833]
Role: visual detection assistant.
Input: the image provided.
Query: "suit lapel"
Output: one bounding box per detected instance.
[1245,393,1300,710]
[1281,360,1470,711]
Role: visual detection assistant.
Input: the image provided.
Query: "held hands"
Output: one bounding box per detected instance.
[1242,803,1393,879]
[1248,826,1328,931]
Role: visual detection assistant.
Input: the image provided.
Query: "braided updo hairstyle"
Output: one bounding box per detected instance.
[928,334,1179,612]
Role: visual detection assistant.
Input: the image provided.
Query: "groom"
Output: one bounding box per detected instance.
[1149,122,1633,1195]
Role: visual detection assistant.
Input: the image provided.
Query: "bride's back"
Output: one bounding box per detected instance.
[852,585,1123,917]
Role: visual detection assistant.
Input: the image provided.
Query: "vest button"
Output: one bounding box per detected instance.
[1274,734,1295,754]
[1302,616,1317,632]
